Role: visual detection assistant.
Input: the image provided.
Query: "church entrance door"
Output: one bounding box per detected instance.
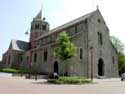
[54,61,58,74]
[98,58,104,76]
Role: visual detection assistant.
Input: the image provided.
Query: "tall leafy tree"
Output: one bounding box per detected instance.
[110,36,125,75]
[118,52,125,75]
[110,36,124,53]
[54,32,77,76]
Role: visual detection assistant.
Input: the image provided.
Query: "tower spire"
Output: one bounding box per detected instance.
[41,3,43,20]
[96,5,99,10]
[35,10,42,19]
[34,4,43,20]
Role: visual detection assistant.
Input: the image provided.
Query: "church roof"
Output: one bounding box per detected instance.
[50,11,95,32]
[10,39,30,51]
[37,9,97,40]
[34,10,42,20]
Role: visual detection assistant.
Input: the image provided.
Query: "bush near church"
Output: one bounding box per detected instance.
[0,68,29,74]
[47,77,92,84]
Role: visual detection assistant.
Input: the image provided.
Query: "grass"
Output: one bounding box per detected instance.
[47,77,92,84]
[0,68,29,74]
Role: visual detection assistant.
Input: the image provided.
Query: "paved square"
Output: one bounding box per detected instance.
[0,74,125,94]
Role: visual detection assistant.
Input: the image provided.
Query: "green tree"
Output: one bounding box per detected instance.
[110,36,125,75]
[110,36,124,53]
[118,52,125,75]
[54,32,77,76]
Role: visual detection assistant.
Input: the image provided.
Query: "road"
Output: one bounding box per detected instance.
[0,74,125,94]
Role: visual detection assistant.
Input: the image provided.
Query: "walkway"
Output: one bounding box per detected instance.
[0,74,125,94]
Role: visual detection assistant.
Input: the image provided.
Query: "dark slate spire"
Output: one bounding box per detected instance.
[35,10,42,19]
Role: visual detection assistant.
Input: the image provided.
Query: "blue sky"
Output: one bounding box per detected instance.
[0,0,125,60]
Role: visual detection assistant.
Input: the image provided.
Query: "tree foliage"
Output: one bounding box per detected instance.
[54,32,77,76]
[118,52,125,75]
[54,32,77,61]
[110,36,125,75]
[110,36,124,53]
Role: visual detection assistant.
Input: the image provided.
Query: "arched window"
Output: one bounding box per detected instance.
[44,50,48,62]
[20,56,23,63]
[34,53,37,62]
[35,24,39,30]
[80,48,83,59]
[100,33,103,45]
[98,32,103,45]
[42,25,46,30]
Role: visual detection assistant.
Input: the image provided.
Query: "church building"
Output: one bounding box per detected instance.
[1,7,119,78]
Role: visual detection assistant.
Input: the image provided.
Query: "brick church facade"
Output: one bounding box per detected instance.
[1,8,119,78]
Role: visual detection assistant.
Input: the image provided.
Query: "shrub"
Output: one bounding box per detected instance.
[18,69,29,74]
[48,79,64,84]
[0,68,29,74]
[1,68,19,74]
[47,77,92,84]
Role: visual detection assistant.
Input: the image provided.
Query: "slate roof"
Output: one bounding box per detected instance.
[34,10,42,20]
[37,10,97,40]
[11,39,30,51]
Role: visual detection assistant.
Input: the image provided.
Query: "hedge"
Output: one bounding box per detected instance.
[47,77,92,84]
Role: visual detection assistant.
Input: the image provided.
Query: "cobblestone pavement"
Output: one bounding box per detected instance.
[0,74,125,94]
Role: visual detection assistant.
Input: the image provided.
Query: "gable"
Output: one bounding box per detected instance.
[91,8,109,32]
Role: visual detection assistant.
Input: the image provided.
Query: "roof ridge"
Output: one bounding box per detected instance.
[50,10,96,32]
[37,9,97,40]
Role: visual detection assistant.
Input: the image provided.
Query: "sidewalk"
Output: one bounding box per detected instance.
[0,74,124,94]
[93,78,121,83]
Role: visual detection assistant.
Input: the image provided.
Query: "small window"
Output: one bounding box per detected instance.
[112,56,115,64]
[34,53,37,62]
[98,19,101,23]
[80,48,83,59]
[35,24,39,29]
[44,51,48,62]
[43,25,46,30]
[20,56,23,62]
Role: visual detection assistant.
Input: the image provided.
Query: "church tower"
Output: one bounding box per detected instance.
[30,10,50,48]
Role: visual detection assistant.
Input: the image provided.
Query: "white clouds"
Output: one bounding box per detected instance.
[47,0,94,29]
[48,0,125,45]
